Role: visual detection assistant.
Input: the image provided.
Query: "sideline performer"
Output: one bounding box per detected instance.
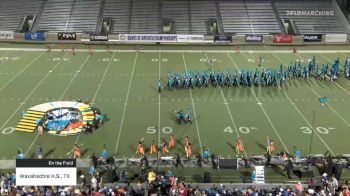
[47,44,52,52]
[267,138,275,155]
[185,143,192,160]
[168,134,175,149]
[161,139,169,155]
[73,143,81,159]
[149,140,157,155]
[235,137,244,155]
[136,138,145,156]
[88,46,93,55]
[60,43,65,52]
[184,136,189,147]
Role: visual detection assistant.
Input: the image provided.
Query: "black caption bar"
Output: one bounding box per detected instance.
[16,159,76,168]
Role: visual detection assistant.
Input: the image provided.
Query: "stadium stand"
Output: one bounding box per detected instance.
[129,0,159,34]
[35,0,75,32]
[161,0,191,34]
[0,0,349,35]
[189,1,217,34]
[103,0,132,34]
[0,0,42,31]
[276,0,349,34]
[218,0,281,34]
[64,0,100,32]
[35,0,99,32]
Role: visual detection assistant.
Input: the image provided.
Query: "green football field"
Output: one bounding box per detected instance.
[0,44,350,161]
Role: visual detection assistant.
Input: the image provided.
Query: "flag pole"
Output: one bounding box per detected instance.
[309,110,315,156]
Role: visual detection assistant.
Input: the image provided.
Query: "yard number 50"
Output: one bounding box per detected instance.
[147,126,173,134]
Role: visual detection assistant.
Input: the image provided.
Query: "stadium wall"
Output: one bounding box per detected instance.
[0,31,349,45]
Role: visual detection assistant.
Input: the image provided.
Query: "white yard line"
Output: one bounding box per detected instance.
[91,52,116,105]
[158,52,161,158]
[227,52,290,154]
[181,52,204,155]
[3,52,69,157]
[0,58,11,68]
[294,53,350,127]
[114,53,138,155]
[309,87,350,127]
[71,52,117,155]
[2,47,350,54]
[24,133,40,156]
[203,52,248,157]
[25,53,91,157]
[271,53,337,155]
[317,54,350,96]
[58,55,91,101]
[0,52,45,93]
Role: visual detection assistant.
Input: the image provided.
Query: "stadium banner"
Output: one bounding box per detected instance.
[0,31,14,40]
[118,34,204,42]
[214,35,232,43]
[90,34,108,41]
[325,34,347,43]
[24,32,45,41]
[58,32,76,40]
[303,34,322,42]
[177,35,204,42]
[245,34,263,42]
[273,34,293,43]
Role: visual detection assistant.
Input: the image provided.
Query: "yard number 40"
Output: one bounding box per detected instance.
[223,126,251,134]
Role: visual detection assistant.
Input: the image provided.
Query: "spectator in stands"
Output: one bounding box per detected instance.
[80,175,86,189]
[309,175,317,190]
[322,173,329,188]
[180,182,187,196]
[96,172,102,190]
[135,180,144,196]
[294,182,303,194]
[10,173,15,185]
[120,169,128,183]
[250,171,256,183]
[91,175,97,191]
[88,165,96,176]
[0,174,4,195]
[341,186,350,196]
[147,170,156,184]
[125,182,134,195]
[91,153,98,168]
[331,176,339,194]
